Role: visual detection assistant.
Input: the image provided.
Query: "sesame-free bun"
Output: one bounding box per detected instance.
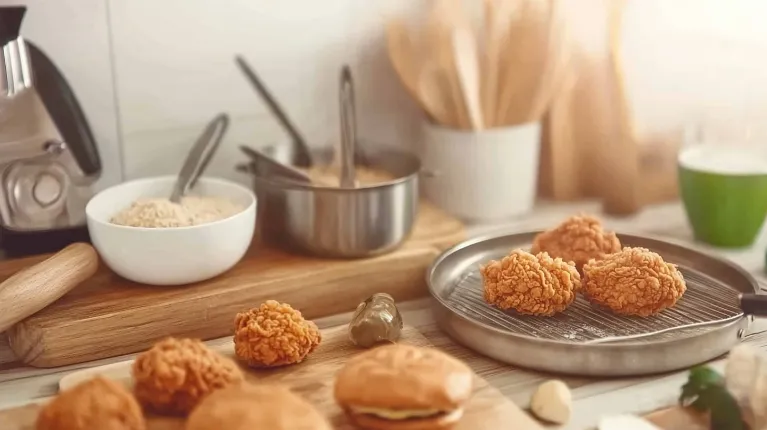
[186,384,331,430]
[334,344,473,415]
[347,408,464,430]
[36,376,145,430]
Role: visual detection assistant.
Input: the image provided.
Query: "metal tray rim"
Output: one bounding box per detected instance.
[427,230,757,349]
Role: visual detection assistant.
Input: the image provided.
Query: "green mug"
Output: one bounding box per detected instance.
[679,145,767,248]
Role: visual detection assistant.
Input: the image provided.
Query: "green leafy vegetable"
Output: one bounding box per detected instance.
[679,366,748,430]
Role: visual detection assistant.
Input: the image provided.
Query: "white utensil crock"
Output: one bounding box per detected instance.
[420,121,541,222]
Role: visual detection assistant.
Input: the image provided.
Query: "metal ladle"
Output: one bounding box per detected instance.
[238,145,311,184]
[339,65,357,188]
[235,55,313,168]
[169,113,229,203]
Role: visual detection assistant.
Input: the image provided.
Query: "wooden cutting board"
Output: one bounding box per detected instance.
[645,406,708,430]
[0,325,544,430]
[2,203,464,369]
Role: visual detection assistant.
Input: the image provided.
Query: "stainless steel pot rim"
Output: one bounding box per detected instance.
[250,168,419,192]
[427,230,757,349]
[246,147,422,192]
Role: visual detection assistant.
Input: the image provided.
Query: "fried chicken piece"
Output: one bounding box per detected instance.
[531,214,621,269]
[481,250,581,316]
[36,376,145,430]
[234,300,322,368]
[132,337,243,415]
[582,247,687,316]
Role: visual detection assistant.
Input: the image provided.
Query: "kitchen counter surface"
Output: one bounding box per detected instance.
[1,200,766,429]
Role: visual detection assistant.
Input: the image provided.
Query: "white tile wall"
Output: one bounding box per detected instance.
[109,0,361,185]
[3,0,767,188]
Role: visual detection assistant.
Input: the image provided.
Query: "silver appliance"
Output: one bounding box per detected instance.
[0,6,101,256]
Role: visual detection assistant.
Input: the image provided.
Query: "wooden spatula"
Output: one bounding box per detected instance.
[386,19,426,111]
[0,243,98,333]
[481,0,520,127]
[527,0,571,122]
[452,26,484,130]
[426,0,471,129]
[418,61,456,127]
[495,0,552,126]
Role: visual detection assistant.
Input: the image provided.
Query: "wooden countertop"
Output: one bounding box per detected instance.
[1,201,766,429]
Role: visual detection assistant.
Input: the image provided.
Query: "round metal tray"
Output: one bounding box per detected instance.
[428,232,758,376]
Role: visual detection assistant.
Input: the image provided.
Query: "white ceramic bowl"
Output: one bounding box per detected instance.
[86,176,256,285]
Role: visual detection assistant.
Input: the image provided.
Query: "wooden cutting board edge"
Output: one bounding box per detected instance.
[7,245,441,367]
[0,324,544,430]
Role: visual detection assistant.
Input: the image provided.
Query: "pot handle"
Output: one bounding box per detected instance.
[236,162,255,175]
[419,168,440,179]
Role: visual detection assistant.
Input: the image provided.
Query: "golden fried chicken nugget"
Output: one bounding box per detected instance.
[481,250,580,316]
[531,214,621,269]
[582,247,687,316]
[234,300,321,368]
[132,337,243,415]
[36,376,145,430]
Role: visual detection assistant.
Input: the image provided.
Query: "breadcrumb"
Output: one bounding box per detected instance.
[132,337,243,415]
[36,376,145,430]
[110,196,243,228]
[531,214,621,269]
[582,247,687,316]
[234,300,322,368]
[481,250,581,316]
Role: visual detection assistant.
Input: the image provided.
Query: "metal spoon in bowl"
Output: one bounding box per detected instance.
[339,65,357,188]
[169,113,230,203]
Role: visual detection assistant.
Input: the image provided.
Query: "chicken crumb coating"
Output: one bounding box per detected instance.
[531,214,621,269]
[234,300,322,368]
[481,250,581,316]
[582,247,687,316]
[132,337,243,415]
[36,376,145,430]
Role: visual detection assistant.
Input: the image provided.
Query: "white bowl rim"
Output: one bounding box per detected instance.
[86,175,256,232]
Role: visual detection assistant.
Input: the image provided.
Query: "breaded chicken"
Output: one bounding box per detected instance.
[481,250,581,316]
[132,337,243,415]
[582,247,686,316]
[234,300,321,368]
[36,376,145,430]
[531,214,621,269]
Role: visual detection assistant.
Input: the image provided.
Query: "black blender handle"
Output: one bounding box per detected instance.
[27,41,101,176]
[739,293,767,317]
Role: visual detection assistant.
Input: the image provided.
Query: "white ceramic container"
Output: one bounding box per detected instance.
[420,121,541,222]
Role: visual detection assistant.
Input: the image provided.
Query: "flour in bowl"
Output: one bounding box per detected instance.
[110,196,244,228]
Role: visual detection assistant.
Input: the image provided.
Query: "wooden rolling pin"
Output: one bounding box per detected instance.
[0,243,98,333]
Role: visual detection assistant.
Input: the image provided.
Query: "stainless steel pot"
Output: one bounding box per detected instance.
[240,147,420,258]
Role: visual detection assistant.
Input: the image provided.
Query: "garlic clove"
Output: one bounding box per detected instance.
[530,379,572,424]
